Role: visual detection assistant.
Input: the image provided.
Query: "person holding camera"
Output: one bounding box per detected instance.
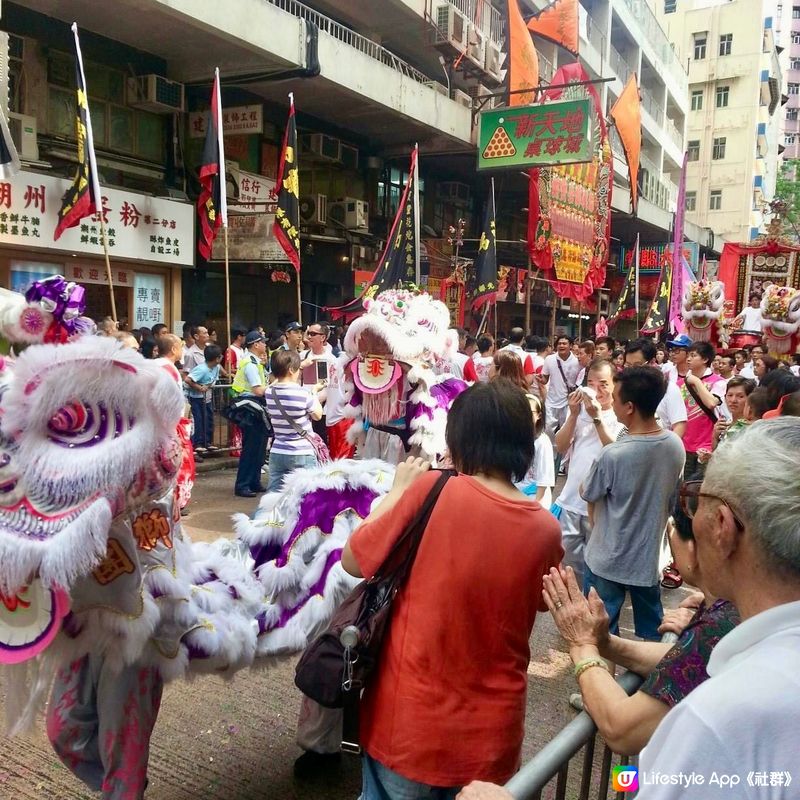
[552,359,623,588]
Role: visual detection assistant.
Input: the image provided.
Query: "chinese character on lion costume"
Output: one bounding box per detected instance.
[0,280,465,799]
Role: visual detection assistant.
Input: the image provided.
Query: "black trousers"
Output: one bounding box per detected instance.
[235,420,268,493]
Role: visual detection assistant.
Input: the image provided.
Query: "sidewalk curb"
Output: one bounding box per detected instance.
[196,456,239,473]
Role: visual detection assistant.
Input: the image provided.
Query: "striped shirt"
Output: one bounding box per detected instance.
[265,383,316,456]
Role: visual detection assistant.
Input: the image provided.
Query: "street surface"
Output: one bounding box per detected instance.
[0,466,688,800]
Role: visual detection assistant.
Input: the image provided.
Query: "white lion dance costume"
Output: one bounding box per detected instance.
[0,280,466,799]
[681,279,726,347]
[759,282,800,354]
[339,288,467,463]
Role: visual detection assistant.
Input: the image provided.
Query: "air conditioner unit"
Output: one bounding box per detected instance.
[299,194,328,225]
[8,112,38,161]
[466,28,486,70]
[306,132,341,162]
[328,197,369,230]
[126,74,185,113]
[339,142,359,170]
[424,80,449,97]
[484,42,506,84]
[433,4,468,53]
[452,88,473,109]
[467,83,496,109]
[559,296,572,311]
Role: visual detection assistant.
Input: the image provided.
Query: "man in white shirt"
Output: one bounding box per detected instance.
[499,327,536,387]
[635,419,800,798]
[539,335,581,440]
[623,339,687,438]
[734,292,763,332]
[553,359,623,587]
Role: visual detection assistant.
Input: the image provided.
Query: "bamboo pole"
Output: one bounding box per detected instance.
[99,216,117,323]
[295,269,302,325]
[524,258,532,333]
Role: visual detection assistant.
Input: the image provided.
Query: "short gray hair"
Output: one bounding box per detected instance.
[704,418,800,577]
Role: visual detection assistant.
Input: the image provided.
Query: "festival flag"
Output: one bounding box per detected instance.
[472,180,498,310]
[0,109,21,180]
[609,74,642,215]
[53,24,102,241]
[641,251,673,334]
[525,0,579,56]
[609,234,638,324]
[507,0,539,106]
[668,152,689,334]
[273,93,301,272]
[196,68,227,261]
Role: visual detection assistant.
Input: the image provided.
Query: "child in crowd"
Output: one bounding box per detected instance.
[515,394,555,506]
[185,344,223,453]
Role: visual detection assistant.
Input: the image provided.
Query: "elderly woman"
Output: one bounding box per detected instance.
[341,380,563,799]
[540,496,739,756]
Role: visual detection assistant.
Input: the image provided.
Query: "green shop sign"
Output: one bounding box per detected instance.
[477,98,593,170]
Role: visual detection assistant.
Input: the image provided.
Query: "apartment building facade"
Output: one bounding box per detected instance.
[657,0,785,243]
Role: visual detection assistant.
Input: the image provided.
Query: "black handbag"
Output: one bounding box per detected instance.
[294,470,452,713]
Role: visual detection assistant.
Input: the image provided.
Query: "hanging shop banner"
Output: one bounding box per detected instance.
[0,170,193,266]
[189,105,263,138]
[133,273,166,326]
[477,99,593,171]
[618,241,699,275]
[210,213,289,263]
[528,63,613,302]
[227,167,277,214]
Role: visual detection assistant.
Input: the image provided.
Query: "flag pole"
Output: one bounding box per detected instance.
[224,225,232,372]
[524,257,532,333]
[634,233,641,334]
[98,216,117,323]
[413,143,421,286]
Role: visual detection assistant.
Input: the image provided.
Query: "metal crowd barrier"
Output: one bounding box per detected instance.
[208,383,237,455]
[505,671,643,800]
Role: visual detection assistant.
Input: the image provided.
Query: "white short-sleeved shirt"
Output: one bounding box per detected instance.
[556,407,623,516]
[739,306,763,332]
[516,433,555,490]
[542,353,580,408]
[656,380,688,430]
[636,601,800,799]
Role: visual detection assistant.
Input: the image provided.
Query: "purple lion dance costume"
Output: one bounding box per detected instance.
[0,282,466,799]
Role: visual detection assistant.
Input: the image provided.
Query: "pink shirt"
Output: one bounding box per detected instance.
[677,371,725,454]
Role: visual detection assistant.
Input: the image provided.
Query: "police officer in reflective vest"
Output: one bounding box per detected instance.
[232,331,269,497]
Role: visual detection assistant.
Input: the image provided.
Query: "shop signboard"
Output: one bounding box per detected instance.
[618,241,700,275]
[477,99,593,171]
[227,168,277,214]
[189,104,263,138]
[133,273,166,326]
[211,213,289,263]
[0,171,194,267]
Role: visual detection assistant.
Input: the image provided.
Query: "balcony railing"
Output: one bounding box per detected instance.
[609,44,634,85]
[639,153,677,212]
[615,0,688,95]
[641,87,665,125]
[265,0,435,86]
[665,116,684,150]
[442,0,505,47]
[584,13,607,59]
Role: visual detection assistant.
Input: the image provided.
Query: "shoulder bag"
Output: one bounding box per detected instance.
[269,386,330,464]
[557,358,578,395]
[294,470,453,720]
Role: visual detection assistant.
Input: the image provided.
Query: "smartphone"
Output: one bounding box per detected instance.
[316,361,329,381]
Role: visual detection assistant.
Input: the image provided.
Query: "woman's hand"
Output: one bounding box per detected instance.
[542,566,610,652]
[658,607,696,636]
[456,782,513,800]
[391,456,431,494]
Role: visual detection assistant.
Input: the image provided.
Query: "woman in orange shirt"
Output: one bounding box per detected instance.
[342,380,564,799]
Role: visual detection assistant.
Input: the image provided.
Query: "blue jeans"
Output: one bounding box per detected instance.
[266,451,317,493]
[360,754,460,800]
[189,397,213,448]
[584,566,663,641]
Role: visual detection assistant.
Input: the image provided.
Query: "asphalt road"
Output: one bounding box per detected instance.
[0,466,689,800]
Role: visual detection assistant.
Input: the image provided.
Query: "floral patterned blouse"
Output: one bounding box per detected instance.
[640,599,740,707]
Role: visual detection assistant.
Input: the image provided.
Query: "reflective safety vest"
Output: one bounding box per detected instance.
[231,353,266,396]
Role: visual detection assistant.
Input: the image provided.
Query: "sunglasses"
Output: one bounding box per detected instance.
[306,331,325,337]
[679,480,744,530]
